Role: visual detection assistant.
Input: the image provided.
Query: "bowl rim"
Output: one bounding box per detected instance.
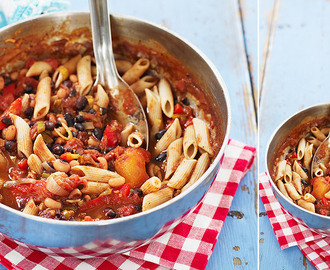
[265,102,330,220]
[0,11,232,226]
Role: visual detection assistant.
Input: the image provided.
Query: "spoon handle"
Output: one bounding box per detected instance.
[89,0,118,88]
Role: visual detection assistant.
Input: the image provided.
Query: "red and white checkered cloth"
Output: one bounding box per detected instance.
[259,173,330,270]
[0,139,255,270]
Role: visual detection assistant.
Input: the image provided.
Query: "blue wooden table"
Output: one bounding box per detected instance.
[259,0,330,269]
[0,1,258,269]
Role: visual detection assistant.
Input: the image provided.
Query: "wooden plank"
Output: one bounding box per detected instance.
[238,0,258,108]
[68,0,257,269]
[259,0,330,269]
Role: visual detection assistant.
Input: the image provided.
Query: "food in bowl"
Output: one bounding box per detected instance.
[272,117,330,216]
[0,35,221,221]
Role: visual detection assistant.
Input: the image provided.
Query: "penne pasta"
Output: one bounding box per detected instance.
[193,118,214,156]
[53,55,81,88]
[165,138,183,180]
[94,84,109,108]
[146,163,163,180]
[80,181,109,194]
[115,59,133,74]
[292,160,308,180]
[10,114,32,158]
[130,75,158,95]
[23,198,39,215]
[39,70,49,80]
[26,61,52,77]
[140,176,161,194]
[303,144,313,170]
[296,138,306,160]
[33,76,51,120]
[127,131,144,148]
[275,160,286,181]
[284,182,301,200]
[182,152,210,192]
[33,134,55,162]
[158,78,174,118]
[121,124,135,146]
[77,55,93,96]
[154,118,182,155]
[305,136,321,148]
[71,166,125,184]
[183,125,198,159]
[297,199,315,213]
[167,158,197,189]
[284,164,292,183]
[276,180,293,202]
[27,154,43,175]
[311,126,326,141]
[122,58,150,85]
[145,88,164,135]
[303,193,316,203]
[142,187,174,211]
[292,172,303,195]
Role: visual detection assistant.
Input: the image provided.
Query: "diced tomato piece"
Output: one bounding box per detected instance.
[0,98,22,130]
[0,83,16,112]
[9,181,54,203]
[17,159,28,171]
[102,124,121,148]
[25,57,35,69]
[174,103,184,114]
[120,184,131,198]
[322,197,328,206]
[291,152,297,159]
[43,57,60,70]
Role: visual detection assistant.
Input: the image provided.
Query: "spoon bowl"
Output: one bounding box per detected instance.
[311,133,330,178]
[89,0,149,148]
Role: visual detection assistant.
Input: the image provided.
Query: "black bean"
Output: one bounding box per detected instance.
[74,122,84,131]
[3,76,12,86]
[288,149,293,153]
[56,120,62,127]
[75,115,84,123]
[76,96,88,110]
[104,208,116,219]
[64,113,74,127]
[301,179,309,186]
[62,80,73,88]
[24,107,34,118]
[1,116,12,126]
[69,89,76,97]
[93,128,103,140]
[181,98,189,105]
[71,131,77,137]
[106,147,114,153]
[301,166,308,174]
[155,151,167,162]
[45,121,55,131]
[28,121,35,127]
[5,140,16,152]
[88,108,96,114]
[24,84,34,94]
[135,205,142,212]
[46,143,52,150]
[133,189,144,197]
[52,144,64,155]
[100,107,107,115]
[86,146,101,152]
[155,129,167,140]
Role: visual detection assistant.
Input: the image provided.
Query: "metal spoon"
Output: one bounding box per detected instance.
[311,133,330,178]
[89,0,149,148]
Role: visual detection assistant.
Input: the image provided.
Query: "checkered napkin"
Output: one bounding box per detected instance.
[0,139,255,270]
[259,173,330,270]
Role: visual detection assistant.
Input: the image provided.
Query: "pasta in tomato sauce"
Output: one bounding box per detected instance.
[0,40,221,221]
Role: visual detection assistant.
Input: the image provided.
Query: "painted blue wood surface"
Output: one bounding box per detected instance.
[0,1,257,269]
[259,0,330,269]
[67,1,258,270]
